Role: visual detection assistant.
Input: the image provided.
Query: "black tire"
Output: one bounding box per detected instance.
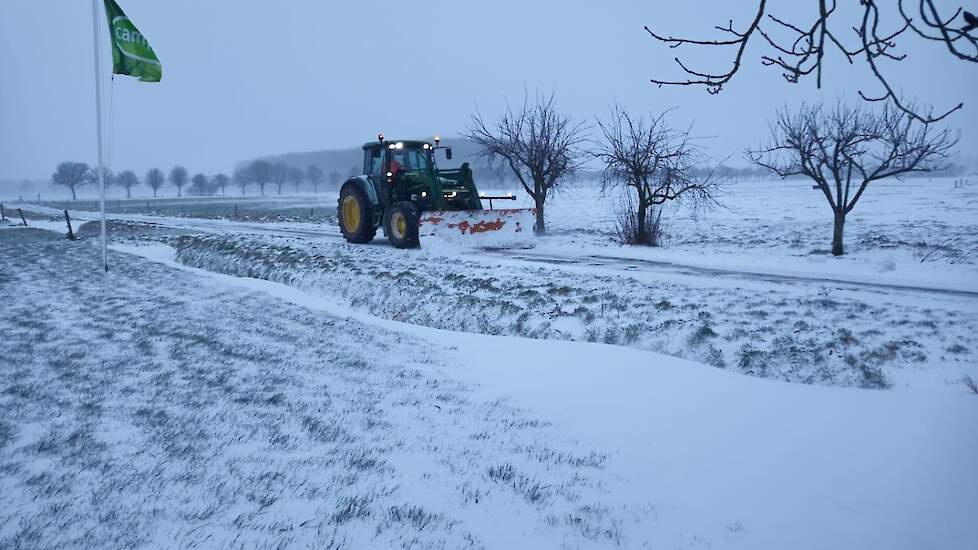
[385,201,420,249]
[338,184,376,244]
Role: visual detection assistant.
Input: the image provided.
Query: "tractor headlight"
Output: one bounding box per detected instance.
[395,142,404,150]
[421,191,427,198]
[386,171,393,178]
[388,144,395,149]
[423,143,430,150]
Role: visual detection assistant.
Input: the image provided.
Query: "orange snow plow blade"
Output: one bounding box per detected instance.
[418,208,536,249]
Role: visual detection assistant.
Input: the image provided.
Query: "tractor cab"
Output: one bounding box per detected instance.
[361,139,483,213]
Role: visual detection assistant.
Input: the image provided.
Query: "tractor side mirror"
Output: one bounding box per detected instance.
[445,147,453,160]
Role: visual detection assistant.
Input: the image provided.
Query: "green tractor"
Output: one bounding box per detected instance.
[337,135,534,248]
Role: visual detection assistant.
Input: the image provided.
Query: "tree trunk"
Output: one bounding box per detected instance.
[534,197,546,235]
[126,188,131,198]
[636,196,648,244]
[153,188,158,198]
[831,210,846,256]
[177,186,182,197]
[70,186,77,200]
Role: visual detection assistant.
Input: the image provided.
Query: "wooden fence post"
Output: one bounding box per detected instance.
[18,208,28,227]
[65,209,76,240]
[1,203,5,221]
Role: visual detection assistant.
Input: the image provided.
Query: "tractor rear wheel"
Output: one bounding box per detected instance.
[385,201,420,249]
[338,184,376,244]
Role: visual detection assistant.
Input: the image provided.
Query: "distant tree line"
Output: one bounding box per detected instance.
[227,160,342,197]
[48,159,347,199]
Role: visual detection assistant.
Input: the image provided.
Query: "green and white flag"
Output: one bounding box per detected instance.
[103,0,162,82]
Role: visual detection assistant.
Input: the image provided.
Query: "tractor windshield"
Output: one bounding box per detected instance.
[392,146,434,174]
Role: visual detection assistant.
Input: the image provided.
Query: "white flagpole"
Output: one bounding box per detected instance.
[91,0,108,273]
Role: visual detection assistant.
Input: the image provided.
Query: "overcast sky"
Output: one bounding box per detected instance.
[1,0,975,181]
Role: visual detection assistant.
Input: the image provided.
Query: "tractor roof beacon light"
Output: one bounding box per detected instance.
[378,132,384,143]
[434,135,440,145]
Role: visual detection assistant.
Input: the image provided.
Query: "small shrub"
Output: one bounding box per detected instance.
[386,504,439,531]
[622,323,642,344]
[688,323,718,346]
[613,193,666,246]
[945,343,968,355]
[706,345,726,368]
[962,375,978,395]
[332,495,372,524]
[836,328,858,346]
[488,464,516,483]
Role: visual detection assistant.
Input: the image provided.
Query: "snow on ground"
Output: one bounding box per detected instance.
[2,228,974,549]
[10,177,978,392]
[162,231,976,390]
[497,177,978,293]
[0,229,620,549]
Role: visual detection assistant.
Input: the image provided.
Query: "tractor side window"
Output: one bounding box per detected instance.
[368,148,384,179]
[362,149,373,176]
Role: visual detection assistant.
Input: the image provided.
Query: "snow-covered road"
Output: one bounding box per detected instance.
[14,201,978,298]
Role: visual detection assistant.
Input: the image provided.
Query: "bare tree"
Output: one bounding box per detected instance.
[233,165,252,196]
[644,1,976,123]
[145,168,165,197]
[288,166,305,194]
[306,165,325,194]
[327,170,342,190]
[189,173,210,196]
[115,170,140,198]
[212,173,230,196]
[748,101,956,255]
[249,160,272,196]
[51,161,91,200]
[466,92,588,234]
[271,162,288,195]
[168,165,189,197]
[594,106,719,245]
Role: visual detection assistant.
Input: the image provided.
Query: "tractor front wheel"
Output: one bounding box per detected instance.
[385,201,420,249]
[338,184,376,244]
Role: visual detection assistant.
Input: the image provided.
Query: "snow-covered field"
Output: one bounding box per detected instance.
[2,229,975,549]
[524,177,978,293]
[2,176,977,548]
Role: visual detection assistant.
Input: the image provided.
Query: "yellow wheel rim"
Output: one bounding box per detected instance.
[341,196,360,233]
[391,212,406,239]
